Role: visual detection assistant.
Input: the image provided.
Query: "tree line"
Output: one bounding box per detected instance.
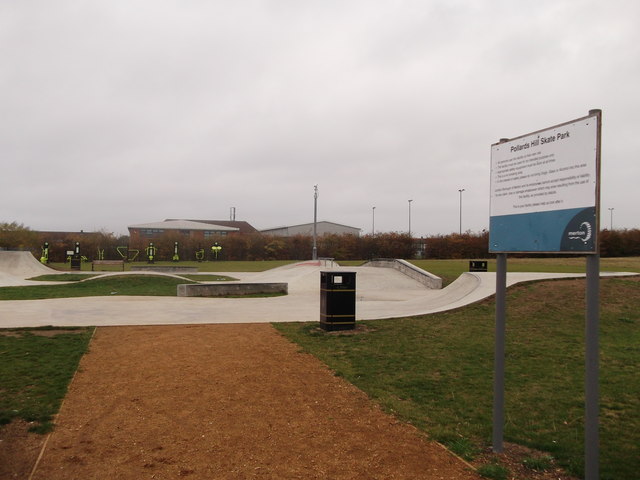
[2,221,640,261]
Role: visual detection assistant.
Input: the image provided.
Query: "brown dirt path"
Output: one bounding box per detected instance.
[29,324,480,480]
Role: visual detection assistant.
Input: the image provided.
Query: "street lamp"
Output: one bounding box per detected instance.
[458,189,465,235]
[312,185,318,260]
[608,207,614,230]
[408,199,413,237]
[372,206,376,235]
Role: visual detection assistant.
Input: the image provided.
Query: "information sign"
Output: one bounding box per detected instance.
[489,113,600,253]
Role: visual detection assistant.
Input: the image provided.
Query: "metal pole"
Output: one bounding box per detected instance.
[585,255,600,480]
[585,108,602,480]
[312,185,318,260]
[372,206,376,235]
[493,252,507,453]
[608,207,613,230]
[408,199,413,237]
[458,189,465,234]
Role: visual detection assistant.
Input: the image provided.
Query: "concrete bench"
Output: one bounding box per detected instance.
[318,257,335,267]
[177,283,288,297]
[92,260,125,271]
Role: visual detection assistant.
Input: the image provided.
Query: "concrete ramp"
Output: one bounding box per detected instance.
[356,272,482,319]
[0,251,57,276]
[0,251,61,285]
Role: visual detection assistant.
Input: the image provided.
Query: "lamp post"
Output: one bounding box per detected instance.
[608,207,614,230]
[458,189,465,234]
[408,199,413,237]
[372,206,376,235]
[312,185,318,260]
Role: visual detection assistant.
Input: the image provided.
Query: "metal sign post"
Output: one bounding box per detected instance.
[489,110,601,479]
[585,254,600,478]
[492,253,507,453]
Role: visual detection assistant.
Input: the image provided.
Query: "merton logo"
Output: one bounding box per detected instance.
[559,207,597,252]
[568,222,593,244]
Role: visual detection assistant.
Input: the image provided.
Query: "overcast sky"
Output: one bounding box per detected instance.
[2,1,639,237]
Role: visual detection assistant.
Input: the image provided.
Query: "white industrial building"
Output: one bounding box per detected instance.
[261,221,360,237]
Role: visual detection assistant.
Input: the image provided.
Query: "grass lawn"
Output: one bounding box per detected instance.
[274,276,640,480]
[0,327,94,432]
[28,273,237,282]
[40,257,640,285]
[0,275,195,300]
[409,257,640,286]
[29,273,100,282]
[47,259,297,273]
[338,257,640,286]
[181,274,238,281]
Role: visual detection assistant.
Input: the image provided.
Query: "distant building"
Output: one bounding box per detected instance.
[36,230,98,242]
[165,219,258,234]
[128,220,240,244]
[261,221,361,237]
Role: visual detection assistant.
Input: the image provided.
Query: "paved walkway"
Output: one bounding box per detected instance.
[0,251,635,328]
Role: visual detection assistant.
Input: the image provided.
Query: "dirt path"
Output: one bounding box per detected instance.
[28,324,480,479]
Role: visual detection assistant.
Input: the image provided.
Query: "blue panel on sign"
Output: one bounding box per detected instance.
[489,207,596,253]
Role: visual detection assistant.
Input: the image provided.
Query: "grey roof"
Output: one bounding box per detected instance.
[165,219,258,233]
[128,220,238,232]
[261,221,360,232]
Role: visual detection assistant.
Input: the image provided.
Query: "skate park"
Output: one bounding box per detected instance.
[2,250,639,479]
[0,250,633,329]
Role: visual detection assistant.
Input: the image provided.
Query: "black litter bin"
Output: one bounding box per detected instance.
[469,260,488,272]
[320,271,356,331]
[70,256,81,270]
[70,242,81,271]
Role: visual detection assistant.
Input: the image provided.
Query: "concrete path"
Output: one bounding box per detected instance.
[0,251,635,328]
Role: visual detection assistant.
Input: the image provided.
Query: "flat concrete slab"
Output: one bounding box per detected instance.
[0,252,636,328]
[177,282,288,297]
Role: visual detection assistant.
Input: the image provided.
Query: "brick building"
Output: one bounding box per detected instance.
[128,220,245,244]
